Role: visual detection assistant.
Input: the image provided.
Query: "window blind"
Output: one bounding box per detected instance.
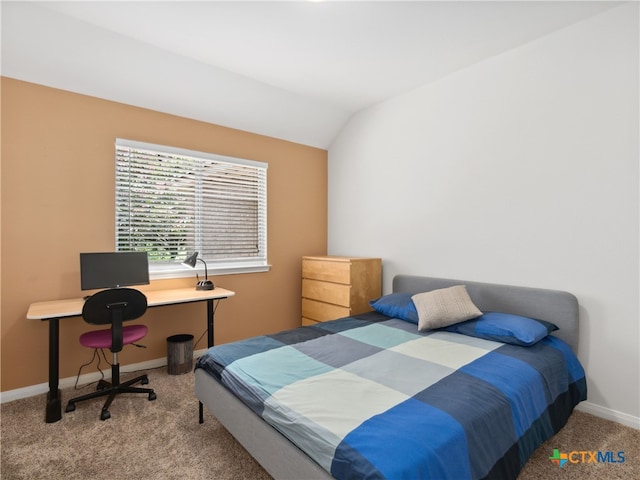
[115,139,267,269]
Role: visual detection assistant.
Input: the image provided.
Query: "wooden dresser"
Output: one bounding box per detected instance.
[301,256,382,326]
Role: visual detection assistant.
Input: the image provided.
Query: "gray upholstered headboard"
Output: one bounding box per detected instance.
[392,275,579,353]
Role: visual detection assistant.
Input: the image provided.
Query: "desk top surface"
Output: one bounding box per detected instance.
[27,287,235,320]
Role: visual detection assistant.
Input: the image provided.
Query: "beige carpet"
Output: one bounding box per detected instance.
[2,367,638,479]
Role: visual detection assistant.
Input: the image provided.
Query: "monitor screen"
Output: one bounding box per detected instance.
[80,252,150,291]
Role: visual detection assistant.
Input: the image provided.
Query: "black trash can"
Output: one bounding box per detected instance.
[167,334,194,375]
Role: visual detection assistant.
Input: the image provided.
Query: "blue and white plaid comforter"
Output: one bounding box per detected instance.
[196,312,586,480]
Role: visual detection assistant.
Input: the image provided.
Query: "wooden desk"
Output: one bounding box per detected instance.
[27,287,235,423]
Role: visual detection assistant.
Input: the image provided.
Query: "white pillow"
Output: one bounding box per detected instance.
[412,285,482,331]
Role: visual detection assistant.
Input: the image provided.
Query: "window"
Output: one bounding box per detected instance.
[115,139,268,279]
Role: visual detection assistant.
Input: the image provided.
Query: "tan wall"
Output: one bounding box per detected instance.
[0,77,327,392]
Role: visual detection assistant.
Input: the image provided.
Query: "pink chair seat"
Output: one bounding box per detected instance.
[79,324,148,349]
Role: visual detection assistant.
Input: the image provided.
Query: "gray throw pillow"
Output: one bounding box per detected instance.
[412,285,482,331]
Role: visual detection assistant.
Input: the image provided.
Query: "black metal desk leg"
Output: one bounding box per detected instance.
[200,299,215,423]
[206,299,214,347]
[45,318,62,423]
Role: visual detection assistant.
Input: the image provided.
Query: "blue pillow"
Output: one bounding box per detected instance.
[441,312,558,346]
[369,292,419,324]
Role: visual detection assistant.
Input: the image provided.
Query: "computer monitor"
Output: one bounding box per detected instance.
[80,252,150,291]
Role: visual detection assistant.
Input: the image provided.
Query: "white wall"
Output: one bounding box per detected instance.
[328,3,639,426]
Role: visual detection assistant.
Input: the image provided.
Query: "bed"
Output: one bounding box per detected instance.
[194,275,587,479]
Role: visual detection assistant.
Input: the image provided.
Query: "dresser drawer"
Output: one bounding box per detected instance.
[302,298,351,322]
[302,258,351,284]
[302,279,351,307]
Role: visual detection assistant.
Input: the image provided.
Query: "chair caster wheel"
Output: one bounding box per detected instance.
[141,377,149,385]
[100,410,111,421]
[65,403,76,413]
[148,392,157,401]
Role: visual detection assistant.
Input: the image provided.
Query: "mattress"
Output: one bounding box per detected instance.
[195,311,586,480]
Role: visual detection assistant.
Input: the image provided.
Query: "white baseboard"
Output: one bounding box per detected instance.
[0,348,208,404]
[576,401,640,430]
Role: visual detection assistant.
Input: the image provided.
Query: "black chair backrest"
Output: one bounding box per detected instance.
[82,288,147,353]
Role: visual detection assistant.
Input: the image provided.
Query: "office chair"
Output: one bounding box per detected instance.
[65,288,156,420]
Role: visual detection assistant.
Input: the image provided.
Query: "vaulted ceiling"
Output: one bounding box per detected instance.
[1,1,619,148]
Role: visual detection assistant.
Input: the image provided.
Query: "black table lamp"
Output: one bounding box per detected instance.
[182,252,214,290]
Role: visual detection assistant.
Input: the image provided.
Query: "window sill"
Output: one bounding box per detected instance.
[150,263,271,281]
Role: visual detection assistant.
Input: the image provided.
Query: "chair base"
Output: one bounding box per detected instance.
[66,371,156,421]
